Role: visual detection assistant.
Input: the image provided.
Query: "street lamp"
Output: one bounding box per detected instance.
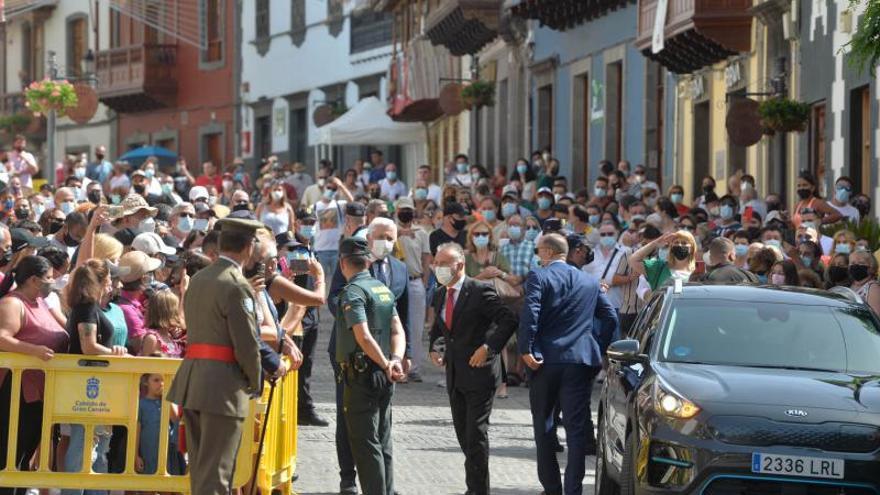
[82,49,96,78]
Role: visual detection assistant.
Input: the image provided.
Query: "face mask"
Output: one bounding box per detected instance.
[222,181,233,191]
[734,244,749,257]
[482,209,496,222]
[702,185,715,195]
[473,235,490,248]
[363,163,372,170]
[371,239,394,259]
[63,232,81,247]
[87,190,102,204]
[801,221,817,230]
[800,255,813,267]
[323,189,335,200]
[516,164,528,175]
[49,220,64,234]
[162,184,173,195]
[451,218,467,231]
[658,247,669,260]
[318,178,326,187]
[537,198,552,210]
[670,193,683,205]
[386,171,397,181]
[111,194,122,205]
[144,169,155,179]
[14,208,29,220]
[138,217,156,234]
[856,245,869,253]
[588,214,600,226]
[835,243,852,254]
[594,187,607,198]
[471,173,481,183]
[719,205,734,220]
[525,227,540,241]
[645,197,658,208]
[208,196,217,206]
[634,174,645,184]
[32,204,44,219]
[74,167,86,179]
[835,187,851,203]
[272,190,284,202]
[740,182,753,192]
[177,216,194,233]
[849,264,869,281]
[0,249,12,267]
[797,188,812,200]
[501,203,517,218]
[39,279,53,298]
[756,274,768,284]
[456,163,469,174]
[133,184,146,195]
[671,245,691,261]
[770,273,785,286]
[398,210,414,224]
[60,201,75,215]
[298,225,315,239]
[508,226,522,240]
[435,266,454,286]
[600,236,616,248]
[828,265,849,284]
[232,202,250,212]
[414,188,428,200]
[765,239,781,249]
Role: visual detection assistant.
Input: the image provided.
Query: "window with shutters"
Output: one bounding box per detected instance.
[327,0,344,38]
[290,0,305,45]
[66,15,88,78]
[350,11,392,54]
[201,0,224,67]
[256,0,270,39]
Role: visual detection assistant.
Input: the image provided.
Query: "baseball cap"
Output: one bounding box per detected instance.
[275,232,302,249]
[536,187,553,196]
[118,251,163,283]
[132,232,176,256]
[194,203,217,217]
[345,202,366,217]
[10,228,50,252]
[189,186,209,202]
[395,197,415,210]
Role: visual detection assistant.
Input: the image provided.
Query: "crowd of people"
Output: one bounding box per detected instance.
[0,131,878,495]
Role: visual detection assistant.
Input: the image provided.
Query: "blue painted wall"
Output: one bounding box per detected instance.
[529,3,646,185]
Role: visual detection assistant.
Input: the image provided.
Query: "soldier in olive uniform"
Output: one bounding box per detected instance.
[167,217,265,495]
[335,237,407,495]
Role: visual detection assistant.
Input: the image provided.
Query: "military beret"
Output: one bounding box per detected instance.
[345,202,366,217]
[339,237,370,258]
[542,218,563,232]
[216,217,266,235]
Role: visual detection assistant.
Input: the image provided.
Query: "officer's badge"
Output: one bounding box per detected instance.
[243,297,255,314]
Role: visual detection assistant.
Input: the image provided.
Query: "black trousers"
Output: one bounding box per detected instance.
[448,380,495,495]
[0,376,45,495]
[294,324,319,414]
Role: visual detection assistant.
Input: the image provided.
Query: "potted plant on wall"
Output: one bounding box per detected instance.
[757,97,811,135]
[461,80,496,109]
[0,113,32,138]
[24,79,78,117]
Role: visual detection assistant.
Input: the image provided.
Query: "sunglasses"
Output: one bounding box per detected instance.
[599,232,617,237]
[473,232,489,237]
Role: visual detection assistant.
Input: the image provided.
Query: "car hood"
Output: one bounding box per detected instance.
[655,362,880,417]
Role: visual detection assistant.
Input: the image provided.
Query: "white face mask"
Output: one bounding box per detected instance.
[371,239,394,260]
[138,217,156,234]
[435,266,454,286]
[271,190,284,202]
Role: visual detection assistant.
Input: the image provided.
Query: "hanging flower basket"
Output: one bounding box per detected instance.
[757,97,810,135]
[24,79,78,117]
[0,113,32,136]
[461,80,496,109]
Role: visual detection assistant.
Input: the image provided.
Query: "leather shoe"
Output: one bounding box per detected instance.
[298,412,330,427]
[339,483,358,495]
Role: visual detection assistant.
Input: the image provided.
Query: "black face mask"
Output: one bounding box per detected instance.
[766,201,780,213]
[0,249,12,267]
[397,210,414,224]
[796,188,812,200]
[702,185,714,194]
[849,264,869,282]
[243,261,266,279]
[854,201,871,218]
[444,196,456,205]
[63,232,81,247]
[452,218,467,231]
[133,184,146,195]
[232,203,250,212]
[828,266,849,284]
[48,220,64,234]
[14,208,29,220]
[671,245,691,261]
[87,190,102,204]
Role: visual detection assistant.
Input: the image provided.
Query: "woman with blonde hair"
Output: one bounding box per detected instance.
[848,250,880,316]
[464,220,519,285]
[824,229,856,266]
[256,181,296,236]
[629,230,698,290]
[142,290,184,358]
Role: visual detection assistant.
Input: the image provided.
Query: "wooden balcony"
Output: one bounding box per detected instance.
[635,0,752,74]
[424,0,501,56]
[510,0,635,31]
[387,38,457,122]
[95,44,178,113]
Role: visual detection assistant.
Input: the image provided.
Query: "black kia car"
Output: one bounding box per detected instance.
[595,283,880,494]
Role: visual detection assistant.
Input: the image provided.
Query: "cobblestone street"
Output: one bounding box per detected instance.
[292,309,598,495]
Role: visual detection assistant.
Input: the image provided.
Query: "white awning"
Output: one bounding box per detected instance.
[315,96,426,146]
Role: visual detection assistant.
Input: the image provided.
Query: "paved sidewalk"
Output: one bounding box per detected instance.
[292,309,598,495]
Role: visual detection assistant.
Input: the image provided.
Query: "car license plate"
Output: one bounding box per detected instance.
[752,453,844,479]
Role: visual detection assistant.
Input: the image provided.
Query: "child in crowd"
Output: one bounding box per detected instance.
[136,373,185,484]
[140,291,185,358]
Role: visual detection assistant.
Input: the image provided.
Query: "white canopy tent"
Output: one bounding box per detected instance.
[314,97,427,181]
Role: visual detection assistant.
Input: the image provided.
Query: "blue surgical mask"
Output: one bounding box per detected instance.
[516,164,528,175]
[801,255,813,267]
[507,226,522,240]
[525,227,540,241]
[835,187,851,203]
[299,225,315,239]
[3,199,13,210]
[144,169,155,179]
[177,216,193,233]
[757,274,768,284]
[801,221,817,230]
[60,201,75,215]
[414,188,428,200]
[323,189,335,199]
[111,194,122,205]
[501,203,517,218]
[719,204,735,220]
[482,209,496,222]
[835,243,852,254]
[600,236,616,248]
[457,163,469,174]
[32,204,44,219]
[386,171,397,181]
[588,214,600,226]
[537,197,552,210]
[161,183,173,195]
[765,239,781,249]
[658,247,669,260]
[138,217,155,234]
[473,235,490,248]
[74,167,86,179]
[734,244,749,257]
[670,193,683,204]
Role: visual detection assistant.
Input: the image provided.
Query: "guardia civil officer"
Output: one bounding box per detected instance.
[167,217,266,495]
[335,237,407,495]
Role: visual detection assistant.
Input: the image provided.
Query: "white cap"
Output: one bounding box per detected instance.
[189,185,209,202]
[132,232,176,256]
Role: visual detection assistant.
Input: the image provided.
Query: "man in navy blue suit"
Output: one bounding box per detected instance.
[519,233,618,495]
[328,217,410,495]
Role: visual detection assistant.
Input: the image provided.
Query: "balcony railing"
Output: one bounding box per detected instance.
[95,44,178,113]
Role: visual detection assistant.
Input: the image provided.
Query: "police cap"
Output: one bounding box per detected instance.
[339,237,369,258]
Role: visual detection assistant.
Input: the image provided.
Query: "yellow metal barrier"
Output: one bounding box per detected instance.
[0,353,255,492]
[253,365,299,495]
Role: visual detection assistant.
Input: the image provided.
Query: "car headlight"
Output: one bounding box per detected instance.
[653,379,700,419]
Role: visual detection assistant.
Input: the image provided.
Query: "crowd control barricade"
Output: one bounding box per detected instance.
[0,352,255,493]
[252,363,298,495]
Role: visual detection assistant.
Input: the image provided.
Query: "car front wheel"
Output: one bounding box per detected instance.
[594,414,620,495]
[619,427,637,495]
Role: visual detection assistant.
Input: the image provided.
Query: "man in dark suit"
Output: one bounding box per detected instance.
[428,242,518,495]
[328,217,409,495]
[519,233,618,495]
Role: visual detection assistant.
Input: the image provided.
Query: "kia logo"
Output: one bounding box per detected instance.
[784,409,808,418]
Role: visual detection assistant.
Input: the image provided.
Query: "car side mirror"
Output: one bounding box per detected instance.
[607,339,648,364]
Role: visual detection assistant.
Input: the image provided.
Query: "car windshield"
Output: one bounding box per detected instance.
[659,300,880,375]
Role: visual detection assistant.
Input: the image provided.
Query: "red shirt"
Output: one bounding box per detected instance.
[195,174,223,192]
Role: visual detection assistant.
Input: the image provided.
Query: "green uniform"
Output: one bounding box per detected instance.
[335,270,398,495]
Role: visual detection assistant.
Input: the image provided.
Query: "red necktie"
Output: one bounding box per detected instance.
[445,288,456,329]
